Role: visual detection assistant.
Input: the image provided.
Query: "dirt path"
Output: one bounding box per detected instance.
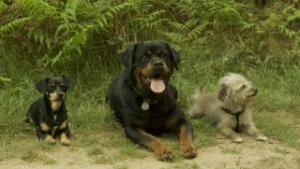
[1,137,299,169]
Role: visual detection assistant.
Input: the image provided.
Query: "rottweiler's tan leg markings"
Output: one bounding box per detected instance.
[139,129,172,161]
[165,116,179,128]
[60,120,68,129]
[178,124,197,158]
[60,133,70,146]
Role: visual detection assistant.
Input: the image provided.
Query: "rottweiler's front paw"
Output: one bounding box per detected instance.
[154,146,173,161]
[180,143,197,159]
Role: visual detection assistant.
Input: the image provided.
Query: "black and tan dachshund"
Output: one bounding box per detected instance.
[106,41,197,161]
[25,75,75,146]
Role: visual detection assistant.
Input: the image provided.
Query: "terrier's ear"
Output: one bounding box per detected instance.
[218,84,228,101]
[35,78,49,93]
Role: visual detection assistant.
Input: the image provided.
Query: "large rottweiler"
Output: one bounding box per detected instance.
[106,41,197,160]
[24,75,75,146]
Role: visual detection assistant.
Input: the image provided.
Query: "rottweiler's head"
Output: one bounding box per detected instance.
[120,41,180,94]
[35,75,76,102]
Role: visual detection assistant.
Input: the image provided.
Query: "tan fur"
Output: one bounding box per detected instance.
[60,133,70,146]
[45,135,56,144]
[189,73,267,143]
[40,122,50,131]
[60,120,68,129]
[49,92,64,111]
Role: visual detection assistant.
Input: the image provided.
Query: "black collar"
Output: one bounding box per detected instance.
[221,107,245,132]
[132,86,158,105]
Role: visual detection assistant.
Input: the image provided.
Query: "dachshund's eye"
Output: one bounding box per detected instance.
[141,55,149,60]
[60,83,68,89]
[51,84,56,87]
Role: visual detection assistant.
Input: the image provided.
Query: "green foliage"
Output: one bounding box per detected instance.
[0,0,131,67]
[0,0,299,71]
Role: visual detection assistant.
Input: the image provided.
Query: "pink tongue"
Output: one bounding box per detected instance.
[150,79,165,93]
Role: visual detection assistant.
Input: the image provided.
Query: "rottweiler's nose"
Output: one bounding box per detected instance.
[153,61,163,68]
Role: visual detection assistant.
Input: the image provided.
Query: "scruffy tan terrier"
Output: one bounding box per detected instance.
[189,73,267,143]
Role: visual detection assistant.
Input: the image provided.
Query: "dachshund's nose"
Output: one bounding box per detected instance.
[57,92,64,99]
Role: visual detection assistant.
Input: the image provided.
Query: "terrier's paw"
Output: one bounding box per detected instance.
[257,135,268,142]
[233,137,243,143]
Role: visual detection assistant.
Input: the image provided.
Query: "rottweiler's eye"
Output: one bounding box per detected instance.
[141,55,149,60]
[160,54,167,59]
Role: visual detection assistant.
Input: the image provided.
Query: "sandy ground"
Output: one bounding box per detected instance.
[1,136,299,169]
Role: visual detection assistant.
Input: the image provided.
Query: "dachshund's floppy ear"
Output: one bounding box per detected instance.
[218,84,228,101]
[165,43,180,70]
[62,75,76,87]
[35,78,49,93]
[119,44,137,71]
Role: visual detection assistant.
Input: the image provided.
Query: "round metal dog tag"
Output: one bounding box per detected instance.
[141,102,149,110]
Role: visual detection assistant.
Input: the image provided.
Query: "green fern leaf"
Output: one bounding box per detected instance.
[0,17,31,33]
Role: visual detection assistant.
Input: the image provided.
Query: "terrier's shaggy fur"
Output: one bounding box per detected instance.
[189,73,267,143]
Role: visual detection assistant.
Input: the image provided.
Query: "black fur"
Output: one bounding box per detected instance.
[106,41,196,160]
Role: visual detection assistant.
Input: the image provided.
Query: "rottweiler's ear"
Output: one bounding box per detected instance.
[165,43,180,70]
[35,78,49,93]
[218,84,228,101]
[119,44,137,71]
[62,75,76,87]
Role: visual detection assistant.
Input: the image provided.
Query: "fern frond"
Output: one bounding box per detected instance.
[14,0,57,16]
[168,22,189,31]
[163,32,187,43]
[55,23,86,35]
[135,10,168,29]
[0,1,7,11]
[0,17,31,33]
[287,11,300,22]
[278,25,296,38]
[213,7,242,26]
[52,30,88,65]
[187,22,209,40]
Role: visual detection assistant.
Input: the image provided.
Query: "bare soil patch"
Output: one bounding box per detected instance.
[1,136,299,169]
